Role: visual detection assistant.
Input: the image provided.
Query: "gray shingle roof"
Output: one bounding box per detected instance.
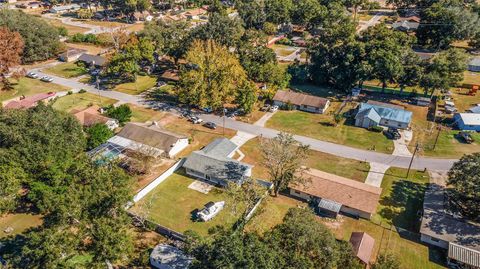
[183,138,252,183]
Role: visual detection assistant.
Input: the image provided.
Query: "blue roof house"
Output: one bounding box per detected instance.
[355,102,413,129]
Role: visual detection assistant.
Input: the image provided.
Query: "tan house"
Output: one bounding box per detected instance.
[273,90,330,114]
[4,92,56,109]
[72,105,119,130]
[289,168,382,219]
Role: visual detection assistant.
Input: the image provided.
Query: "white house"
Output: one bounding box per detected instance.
[454,113,480,131]
[150,244,192,269]
[49,4,81,13]
[108,122,188,158]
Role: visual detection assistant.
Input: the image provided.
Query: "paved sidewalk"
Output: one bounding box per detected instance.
[365,162,390,187]
[254,111,276,127]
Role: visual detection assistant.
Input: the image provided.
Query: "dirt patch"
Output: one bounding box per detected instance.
[157,113,178,126]
[134,159,175,191]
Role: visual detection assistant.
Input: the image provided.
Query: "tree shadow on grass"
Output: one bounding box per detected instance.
[378,180,427,231]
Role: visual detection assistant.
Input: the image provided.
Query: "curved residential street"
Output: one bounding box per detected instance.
[30,67,457,171]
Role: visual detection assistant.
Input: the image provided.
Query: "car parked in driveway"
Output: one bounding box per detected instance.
[26,72,39,79]
[458,131,474,144]
[269,105,279,112]
[204,122,217,129]
[190,116,203,124]
[40,76,54,82]
[384,128,401,140]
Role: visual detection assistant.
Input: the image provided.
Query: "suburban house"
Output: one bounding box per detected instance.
[355,101,413,129]
[78,53,107,67]
[289,168,382,219]
[183,138,252,187]
[59,48,87,62]
[453,113,480,131]
[468,57,480,72]
[420,184,480,268]
[133,11,154,21]
[3,92,56,109]
[107,122,188,158]
[49,4,81,13]
[71,105,119,130]
[392,17,420,32]
[350,232,375,266]
[272,90,330,114]
[150,244,192,269]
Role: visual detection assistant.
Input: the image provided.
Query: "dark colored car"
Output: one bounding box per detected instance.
[384,128,401,140]
[458,131,474,144]
[204,122,217,129]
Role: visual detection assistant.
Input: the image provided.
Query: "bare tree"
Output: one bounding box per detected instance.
[109,27,130,51]
[122,145,158,175]
[261,132,310,196]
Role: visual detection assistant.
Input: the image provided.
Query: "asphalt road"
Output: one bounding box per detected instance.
[32,68,457,171]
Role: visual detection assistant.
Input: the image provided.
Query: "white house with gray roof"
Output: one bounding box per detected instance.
[182,138,252,187]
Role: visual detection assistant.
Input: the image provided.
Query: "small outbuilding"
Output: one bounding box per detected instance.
[350,232,375,265]
[150,244,192,269]
[414,96,431,107]
[453,113,480,131]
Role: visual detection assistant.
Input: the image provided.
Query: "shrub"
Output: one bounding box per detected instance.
[67,91,73,95]
[276,38,293,46]
[79,89,87,93]
[281,101,295,111]
[57,26,68,37]
[105,104,132,125]
[69,33,98,44]
[369,126,384,132]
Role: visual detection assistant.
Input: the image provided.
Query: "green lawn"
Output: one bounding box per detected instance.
[266,109,394,154]
[372,168,430,232]
[248,194,446,268]
[43,62,88,78]
[290,83,334,98]
[241,138,370,181]
[419,129,480,158]
[130,171,241,236]
[0,77,69,103]
[326,217,446,269]
[0,214,43,238]
[357,13,373,21]
[114,76,157,95]
[271,44,297,57]
[52,92,117,112]
[461,71,480,86]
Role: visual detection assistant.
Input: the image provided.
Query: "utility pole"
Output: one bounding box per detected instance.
[433,125,442,150]
[222,106,226,137]
[407,143,420,178]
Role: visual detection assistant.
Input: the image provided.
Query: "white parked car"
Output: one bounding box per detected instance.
[197,201,225,222]
[190,116,203,124]
[26,72,39,79]
[40,76,54,83]
[269,105,279,112]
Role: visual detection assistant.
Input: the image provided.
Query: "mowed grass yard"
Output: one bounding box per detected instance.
[372,168,430,231]
[52,92,117,112]
[130,171,242,236]
[114,76,157,95]
[418,129,480,158]
[324,216,446,269]
[266,105,394,154]
[0,77,69,103]
[43,62,88,78]
[0,214,42,238]
[240,138,370,181]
